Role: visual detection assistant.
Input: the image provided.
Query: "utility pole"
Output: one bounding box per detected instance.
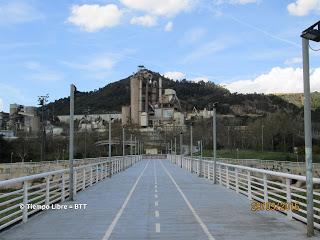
[302,37,314,236]
[180,132,183,168]
[130,134,133,166]
[213,105,217,184]
[261,124,264,152]
[38,94,49,162]
[69,84,75,201]
[190,124,193,173]
[122,127,125,170]
[174,137,177,164]
[108,119,112,178]
[135,137,137,163]
[84,107,90,158]
[199,140,203,177]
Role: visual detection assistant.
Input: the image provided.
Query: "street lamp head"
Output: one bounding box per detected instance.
[301,21,320,42]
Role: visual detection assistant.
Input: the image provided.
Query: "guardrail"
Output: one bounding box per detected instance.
[0,155,141,231]
[169,154,320,231]
[203,157,320,175]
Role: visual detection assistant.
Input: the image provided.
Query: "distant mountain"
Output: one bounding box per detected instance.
[47,70,301,118]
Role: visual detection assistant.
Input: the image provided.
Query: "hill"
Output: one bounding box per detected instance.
[275,92,320,110]
[47,70,301,117]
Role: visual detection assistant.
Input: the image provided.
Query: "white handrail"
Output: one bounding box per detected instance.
[168,154,320,231]
[0,155,142,231]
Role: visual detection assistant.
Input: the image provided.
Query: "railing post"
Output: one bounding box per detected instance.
[23,180,28,223]
[226,166,229,188]
[82,168,86,190]
[111,161,114,175]
[247,171,252,200]
[197,160,199,176]
[219,165,222,184]
[96,165,99,183]
[263,173,268,202]
[286,178,293,219]
[61,173,65,201]
[45,176,50,205]
[73,171,77,197]
[207,163,210,179]
[90,166,93,186]
[235,168,239,193]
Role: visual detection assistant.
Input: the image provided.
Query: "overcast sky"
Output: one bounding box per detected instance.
[1,0,320,112]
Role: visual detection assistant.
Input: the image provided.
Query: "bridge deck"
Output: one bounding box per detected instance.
[0,159,317,240]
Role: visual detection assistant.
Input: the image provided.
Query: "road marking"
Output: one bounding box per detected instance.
[154,160,158,185]
[155,210,159,218]
[155,189,158,193]
[160,161,215,240]
[155,194,158,198]
[155,201,158,206]
[101,161,150,240]
[155,223,161,233]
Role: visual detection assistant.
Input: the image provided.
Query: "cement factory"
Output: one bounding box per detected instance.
[122,66,184,129]
[0,104,40,138]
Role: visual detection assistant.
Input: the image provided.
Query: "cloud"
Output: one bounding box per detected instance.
[24,61,64,82]
[191,76,209,83]
[180,27,206,44]
[25,61,41,70]
[163,71,186,80]
[214,0,259,5]
[68,4,122,32]
[119,0,194,17]
[224,66,320,94]
[284,57,302,65]
[62,55,117,71]
[0,1,43,24]
[164,21,173,31]
[182,39,230,63]
[130,15,157,27]
[287,0,320,16]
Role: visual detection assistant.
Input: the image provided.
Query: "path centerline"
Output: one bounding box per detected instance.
[101,161,150,240]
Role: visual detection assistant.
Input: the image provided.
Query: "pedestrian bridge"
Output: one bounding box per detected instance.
[0,156,319,239]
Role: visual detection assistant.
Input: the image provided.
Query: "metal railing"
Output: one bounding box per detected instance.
[0,155,141,231]
[202,157,320,175]
[169,154,320,231]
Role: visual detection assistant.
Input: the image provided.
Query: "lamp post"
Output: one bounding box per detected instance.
[180,131,183,168]
[300,21,320,237]
[261,124,264,152]
[69,84,76,201]
[190,124,193,173]
[108,118,113,178]
[130,134,133,166]
[174,137,177,164]
[212,102,218,184]
[122,127,125,170]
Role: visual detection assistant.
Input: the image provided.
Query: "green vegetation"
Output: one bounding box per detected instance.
[47,70,300,116]
[275,91,320,110]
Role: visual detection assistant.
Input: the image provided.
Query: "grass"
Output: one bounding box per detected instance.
[199,149,320,163]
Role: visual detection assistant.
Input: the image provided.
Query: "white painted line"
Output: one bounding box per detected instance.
[155,223,160,233]
[155,194,158,198]
[155,210,159,218]
[155,189,158,193]
[160,161,215,240]
[153,160,158,185]
[155,201,158,206]
[101,161,150,240]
